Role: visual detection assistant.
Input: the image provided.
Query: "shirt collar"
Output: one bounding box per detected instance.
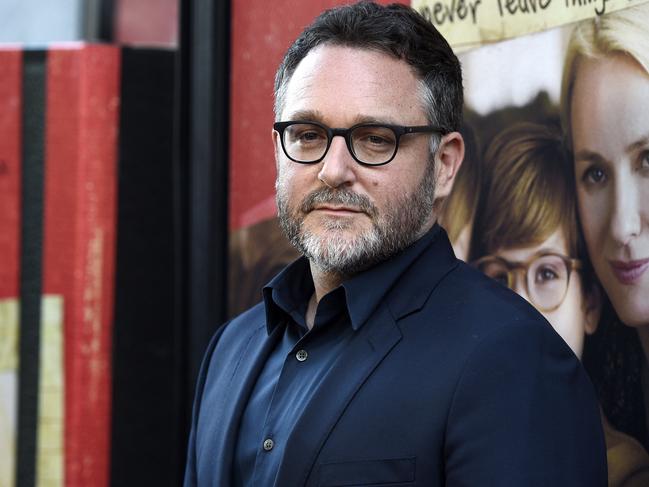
[263,224,442,334]
[263,257,314,335]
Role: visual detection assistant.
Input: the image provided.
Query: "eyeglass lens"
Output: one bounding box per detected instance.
[282,123,397,165]
[478,254,570,311]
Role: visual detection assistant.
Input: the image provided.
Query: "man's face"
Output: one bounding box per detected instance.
[273,45,438,276]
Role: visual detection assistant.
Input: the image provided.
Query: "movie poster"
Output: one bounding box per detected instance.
[228,1,649,484]
[445,4,649,485]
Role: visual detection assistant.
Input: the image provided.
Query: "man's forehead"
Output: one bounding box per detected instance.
[289,44,415,82]
[279,44,425,124]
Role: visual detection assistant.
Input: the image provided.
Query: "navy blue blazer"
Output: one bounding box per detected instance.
[185,229,606,486]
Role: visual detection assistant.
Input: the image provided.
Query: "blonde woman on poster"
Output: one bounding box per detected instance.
[561,3,649,483]
[470,122,649,486]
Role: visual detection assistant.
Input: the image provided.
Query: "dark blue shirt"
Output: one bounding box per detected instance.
[232,225,442,486]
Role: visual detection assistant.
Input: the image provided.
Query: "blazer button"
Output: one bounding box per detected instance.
[263,438,274,451]
[296,349,308,362]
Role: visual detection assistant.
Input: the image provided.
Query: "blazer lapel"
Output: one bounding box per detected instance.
[387,227,458,320]
[274,304,402,486]
[196,323,283,486]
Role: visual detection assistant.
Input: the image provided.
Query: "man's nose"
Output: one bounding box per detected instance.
[317,136,358,188]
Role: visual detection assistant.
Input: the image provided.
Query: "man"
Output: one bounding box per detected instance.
[184,2,606,486]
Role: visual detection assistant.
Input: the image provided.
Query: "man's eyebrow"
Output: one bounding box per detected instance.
[284,109,324,121]
[351,115,402,125]
[281,111,403,126]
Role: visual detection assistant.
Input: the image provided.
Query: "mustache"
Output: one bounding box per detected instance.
[300,188,377,216]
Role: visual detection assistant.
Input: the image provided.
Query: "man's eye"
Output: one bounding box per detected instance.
[353,127,396,152]
[298,131,322,141]
[366,134,390,146]
[292,130,325,145]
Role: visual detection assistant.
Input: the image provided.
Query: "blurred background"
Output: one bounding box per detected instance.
[1,0,219,486]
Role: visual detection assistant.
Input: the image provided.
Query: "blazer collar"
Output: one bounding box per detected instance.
[344,224,452,326]
[386,225,458,320]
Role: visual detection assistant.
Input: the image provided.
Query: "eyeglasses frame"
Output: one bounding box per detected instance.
[273,120,447,167]
[472,252,582,312]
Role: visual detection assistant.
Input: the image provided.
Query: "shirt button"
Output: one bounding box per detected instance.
[263,438,274,451]
[296,349,308,362]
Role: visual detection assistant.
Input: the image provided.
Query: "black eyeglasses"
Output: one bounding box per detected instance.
[273,120,446,166]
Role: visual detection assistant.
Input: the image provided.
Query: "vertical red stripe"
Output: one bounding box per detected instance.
[43,44,120,487]
[0,49,23,299]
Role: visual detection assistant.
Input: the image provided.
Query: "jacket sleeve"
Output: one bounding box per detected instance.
[444,318,607,487]
[183,322,229,487]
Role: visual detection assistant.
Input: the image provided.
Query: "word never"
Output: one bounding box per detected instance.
[419,0,482,25]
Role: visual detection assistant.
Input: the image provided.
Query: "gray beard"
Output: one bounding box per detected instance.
[276,162,436,278]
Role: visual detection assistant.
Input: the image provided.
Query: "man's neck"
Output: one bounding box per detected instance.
[305,263,345,330]
[310,263,344,302]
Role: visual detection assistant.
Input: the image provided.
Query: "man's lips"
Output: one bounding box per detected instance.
[312,205,364,215]
[609,258,649,285]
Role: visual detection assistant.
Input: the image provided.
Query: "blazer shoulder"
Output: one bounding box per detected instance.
[218,300,265,336]
[400,259,580,376]
[441,268,606,485]
[440,260,548,329]
[228,299,266,321]
[212,301,267,354]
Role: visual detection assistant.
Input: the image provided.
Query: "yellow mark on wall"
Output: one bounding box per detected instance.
[37,295,64,487]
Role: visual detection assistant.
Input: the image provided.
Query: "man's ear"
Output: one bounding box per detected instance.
[434,131,464,199]
[272,128,281,169]
[583,282,601,335]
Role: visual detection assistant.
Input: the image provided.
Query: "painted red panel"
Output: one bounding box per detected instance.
[42,44,120,487]
[229,0,395,230]
[0,49,22,299]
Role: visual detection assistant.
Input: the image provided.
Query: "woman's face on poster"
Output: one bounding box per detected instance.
[571,54,649,327]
